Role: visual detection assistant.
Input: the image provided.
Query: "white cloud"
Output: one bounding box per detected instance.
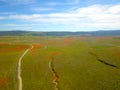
[106,4,120,14]
[0,16,5,19]
[46,0,79,6]
[31,7,53,11]
[9,14,42,20]
[0,23,47,27]
[1,4,120,30]
[0,23,48,31]
[75,5,106,14]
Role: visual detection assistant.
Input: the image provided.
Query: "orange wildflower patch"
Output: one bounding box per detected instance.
[48,40,57,45]
[78,37,85,40]
[0,43,8,46]
[32,44,41,50]
[94,36,112,42]
[12,45,29,51]
[113,52,120,57]
[63,37,74,46]
[51,52,61,56]
[0,44,29,53]
[0,77,8,86]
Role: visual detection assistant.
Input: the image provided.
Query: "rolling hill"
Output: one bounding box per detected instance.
[0,30,120,36]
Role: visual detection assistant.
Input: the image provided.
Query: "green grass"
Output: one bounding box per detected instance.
[0,36,120,90]
[22,49,53,90]
[0,44,28,90]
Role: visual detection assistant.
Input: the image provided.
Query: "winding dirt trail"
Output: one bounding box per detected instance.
[49,57,59,90]
[18,45,33,90]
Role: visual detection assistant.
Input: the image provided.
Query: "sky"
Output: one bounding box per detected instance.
[0,0,120,31]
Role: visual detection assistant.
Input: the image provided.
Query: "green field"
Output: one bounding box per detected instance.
[0,36,120,90]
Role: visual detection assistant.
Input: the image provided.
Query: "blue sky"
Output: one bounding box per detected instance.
[0,0,120,31]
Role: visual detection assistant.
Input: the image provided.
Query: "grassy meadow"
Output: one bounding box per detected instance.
[0,36,120,90]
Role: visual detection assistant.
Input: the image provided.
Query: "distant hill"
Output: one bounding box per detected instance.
[0,30,120,36]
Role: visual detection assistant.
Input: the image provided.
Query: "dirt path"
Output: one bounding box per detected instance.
[49,57,59,90]
[18,45,33,90]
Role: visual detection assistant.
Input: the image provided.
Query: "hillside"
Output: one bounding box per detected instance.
[0,30,120,36]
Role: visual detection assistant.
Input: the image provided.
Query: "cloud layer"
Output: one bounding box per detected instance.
[0,4,120,31]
